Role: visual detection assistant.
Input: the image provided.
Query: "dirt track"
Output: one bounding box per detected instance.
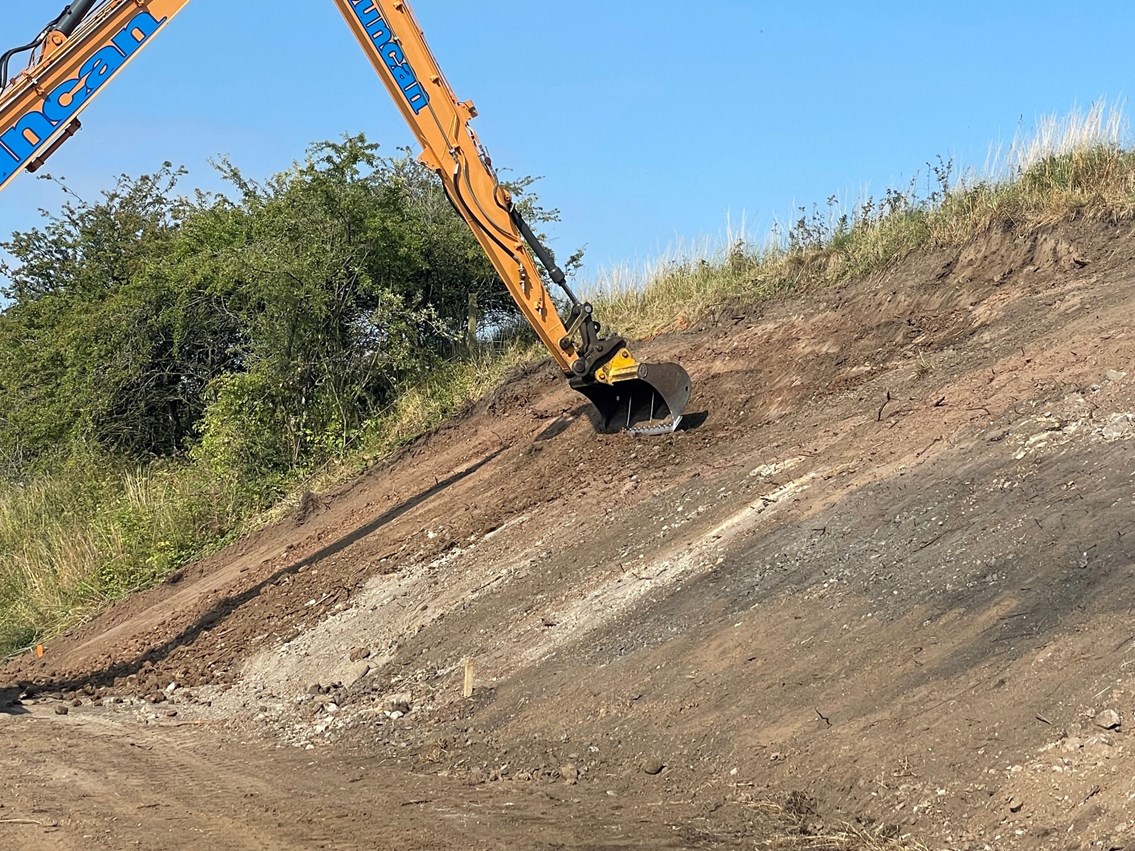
[4,219,1135,849]
[3,704,728,850]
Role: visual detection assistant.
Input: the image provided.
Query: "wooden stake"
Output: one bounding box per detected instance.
[463,658,474,698]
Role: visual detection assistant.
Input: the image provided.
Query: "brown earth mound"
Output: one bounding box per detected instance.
[4,218,1135,850]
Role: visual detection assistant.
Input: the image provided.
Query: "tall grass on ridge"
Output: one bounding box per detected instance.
[0,451,248,653]
[590,102,1135,341]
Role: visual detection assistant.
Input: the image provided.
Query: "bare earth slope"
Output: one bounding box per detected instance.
[3,219,1135,850]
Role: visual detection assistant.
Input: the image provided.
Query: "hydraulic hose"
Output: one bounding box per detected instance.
[56,0,101,37]
[1,1,100,88]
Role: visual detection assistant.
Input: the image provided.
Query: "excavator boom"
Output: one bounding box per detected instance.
[0,0,692,434]
[0,1,192,192]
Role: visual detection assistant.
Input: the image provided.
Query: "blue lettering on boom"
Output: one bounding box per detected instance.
[0,11,165,186]
[347,1,430,115]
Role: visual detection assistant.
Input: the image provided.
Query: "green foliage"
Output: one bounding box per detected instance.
[0,164,225,466]
[191,371,291,488]
[0,135,547,474]
[0,447,254,653]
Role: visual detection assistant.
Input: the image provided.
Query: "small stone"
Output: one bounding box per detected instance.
[1106,369,1128,383]
[1101,415,1134,440]
[1008,797,1024,814]
[164,682,179,695]
[307,683,324,696]
[348,647,371,662]
[384,694,412,715]
[347,662,371,687]
[71,699,83,708]
[1094,709,1122,730]
[560,763,580,785]
[642,760,666,776]
[165,709,178,718]
[54,705,69,716]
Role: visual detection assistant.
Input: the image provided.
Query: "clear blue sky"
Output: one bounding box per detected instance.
[0,1,1130,284]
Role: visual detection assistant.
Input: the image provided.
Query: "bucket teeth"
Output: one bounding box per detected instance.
[572,362,692,435]
[626,417,684,437]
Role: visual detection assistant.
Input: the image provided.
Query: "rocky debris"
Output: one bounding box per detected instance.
[383,693,413,715]
[9,218,1135,850]
[54,705,68,716]
[1100,414,1134,440]
[1095,709,1123,731]
[294,490,321,525]
[359,691,414,721]
[346,662,371,687]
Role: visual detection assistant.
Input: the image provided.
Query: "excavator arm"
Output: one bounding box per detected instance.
[0,0,691,434]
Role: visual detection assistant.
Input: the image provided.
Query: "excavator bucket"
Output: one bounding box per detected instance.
[573,362,693,435]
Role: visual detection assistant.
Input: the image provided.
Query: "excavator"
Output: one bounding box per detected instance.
[0,1,692,435]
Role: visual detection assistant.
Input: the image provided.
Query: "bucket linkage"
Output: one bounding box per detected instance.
[560,301,692,435]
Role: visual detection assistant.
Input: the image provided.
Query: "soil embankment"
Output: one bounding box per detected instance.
[4,219,1135,849]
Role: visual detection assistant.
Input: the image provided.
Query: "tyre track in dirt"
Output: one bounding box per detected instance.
[1,705,710,850]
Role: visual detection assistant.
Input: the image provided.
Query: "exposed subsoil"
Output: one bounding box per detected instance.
[4,218,1135,850]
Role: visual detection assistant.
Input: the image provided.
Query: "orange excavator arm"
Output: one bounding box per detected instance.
[0,0,691,434]
[0,0,192,191]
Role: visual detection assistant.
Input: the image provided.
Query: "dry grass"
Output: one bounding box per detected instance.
[693,789,931,850]
[0,454,244,653]
[591,102,1135,341]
